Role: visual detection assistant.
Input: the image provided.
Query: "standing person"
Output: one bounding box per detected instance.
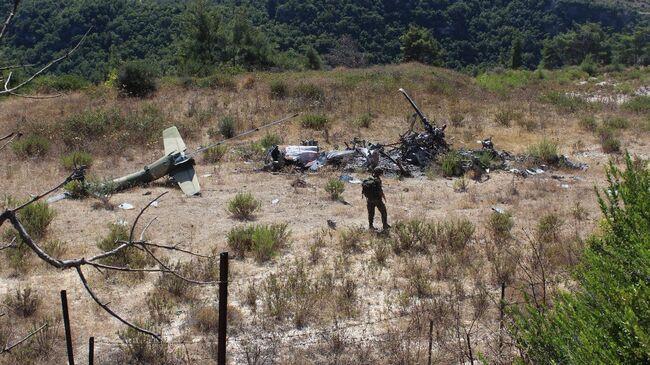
[362,167,390,231]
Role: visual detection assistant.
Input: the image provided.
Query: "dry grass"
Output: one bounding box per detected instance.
[0,63,648,363]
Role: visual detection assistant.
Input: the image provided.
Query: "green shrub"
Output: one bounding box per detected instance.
[96,223,147,269]
[450,112,465,127]
[355,113,373,128]
[269,80,289,99]
[63,180,87,199]
[540,92,592,113]
[513,155,650,364]
[440,151,464,177]
[116,61,157,97]
[3,286,41,317]
[218,116,236,138]
[18,201,54,239]
[324,178,345,200]
[527,138,560,165]
[259,132,283,149]
[391,219,435,255]
[338,226,366,254]
[118,322,176,364]
[578,116,598,131]
[603,116,630,130]
[293,83,324,101]
[237,141,266,160]
[494,108,517,127]
[623,95,650,115]
[227,223,290,262]
[597,126,621,154]
[60,151,93,169]
[34,74,89,92]
[12,135,50,158]
[202,145,228,163]
[579,54,597,76]
[155,261,195,300]
[227,192,261,220]
[301,113,330,130]
[196,74,236,90]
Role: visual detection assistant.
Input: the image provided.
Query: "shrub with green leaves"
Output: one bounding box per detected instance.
[259,132,283,149]
[527,138,559,165]
[227,223,290,262]
[96,223,147,269]
[440,151,464,177]
[597,126,621,154]
[293,83,324,101]
[61,151,93,169]
[355,113,373,128]
[63,180,88,199]
[196,74,236,90]
[269,80,289,99]
[34,74,89,92]
[603,116,629,130]
[513,154,650,364]
[227,192,261,220]
[12,135,50,158]
[301,113,331,130]
[324,178,345,200]
[202,145,228,163]
[578,116,598,131]
[18,201,55,239]
[218,116,237,138]
[116,61,157,97]
[623,95,650,115]
[540,92,592,113]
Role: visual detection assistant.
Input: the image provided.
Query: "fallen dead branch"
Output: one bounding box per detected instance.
[0,323,47,355]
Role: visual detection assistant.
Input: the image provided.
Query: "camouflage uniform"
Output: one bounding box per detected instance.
[362,169,389,230]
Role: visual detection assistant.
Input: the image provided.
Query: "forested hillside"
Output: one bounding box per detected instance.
[1,0,648,81]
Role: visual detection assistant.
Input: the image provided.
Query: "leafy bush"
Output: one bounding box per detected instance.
[597,126,621,154]
[34,74,89,92]
[63,180,88,199]
[301,113,331,130]
[202,145,228,163]
[325,178,345,200]
[60,151,93,169]
[293,83,324,101]
[578,116,598,131]
[218,116,236,138]
[269,80,289,99]
[259,132,283,149]
[196,74,236,90]
[96,223,147,269]
[237,141,266,160]
[513,155,650,364]
[355,113,373,128]
[4,286,41,317]
[154,261,196,300]
[227,223,290,262]
[18,201,54,239]
[12,135,50,158]
[227,192,261,220]
[440,151,464,177]
[527,138,560,165]
[603,116,629,130]
[116,61,157,97]
[540,92,592,113]
[623,95,650,115]
[338,226,366,254]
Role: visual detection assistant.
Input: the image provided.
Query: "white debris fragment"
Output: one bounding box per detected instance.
[118,203,134,210]
[271,198,280,205]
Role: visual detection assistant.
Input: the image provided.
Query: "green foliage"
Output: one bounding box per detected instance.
[202,144,228,163]
[390,218,475,255]
[580,54,598,76]
[355,112,373,128]
[11,135,50,159]
[400,25,444,65]
[440,151,464,177]
[116,61,157,97]
[305,47,323,70]
[494,108,518,127]
[624,96,650,116]
[3,286,41,318]
[324,178,345,200]
[269,80,289,99]
[118,322,177,365]
[597,126,622,153]
[476,70,534,93]
[579,116,598,131]
[301,113,330,130]
[218,115,236,138]
[60,151,93,169]
[540,92,592,113]
[63,180,88,199]
[527,138,560,165]
[18,201,55,240]
[33,74,89,92]
[603,116,630,130]
[96,223,147,269]
[195,73,236,90]
[511,38,523,69]
[543,23,611,69]
[259,132,282,149]
[227,223,290,262]
[227,192,261,220]
[293,83,324,102]
[513,155,650,364]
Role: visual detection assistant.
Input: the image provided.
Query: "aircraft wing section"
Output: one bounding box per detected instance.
[163,126,187,155]
[172,166,201,196]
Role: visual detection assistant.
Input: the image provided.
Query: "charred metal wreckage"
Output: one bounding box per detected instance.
[264,88,587,179]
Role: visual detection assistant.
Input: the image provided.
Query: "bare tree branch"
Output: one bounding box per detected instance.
[0,132,21,152]
[0,237,16,251]
[0,323,47,354]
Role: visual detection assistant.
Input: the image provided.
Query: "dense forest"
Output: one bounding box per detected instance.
[1,0,648,81]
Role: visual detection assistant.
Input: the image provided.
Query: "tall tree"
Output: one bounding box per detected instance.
[400,25,444,66]
[511,37,523,69]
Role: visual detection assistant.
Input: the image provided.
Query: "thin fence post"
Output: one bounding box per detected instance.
[218,252,229,365]
[88,337,94,365]
[60,290,75,365]
[427,319,434,365]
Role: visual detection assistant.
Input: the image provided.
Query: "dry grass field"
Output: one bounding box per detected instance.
[0,63,649,364]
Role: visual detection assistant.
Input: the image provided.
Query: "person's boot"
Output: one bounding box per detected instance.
[369,224,377,231]
[382,223,391,231]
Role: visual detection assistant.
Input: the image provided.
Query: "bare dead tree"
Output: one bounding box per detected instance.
[0,170,218,341]
[0,0,91,97]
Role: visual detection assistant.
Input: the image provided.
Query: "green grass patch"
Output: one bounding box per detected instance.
[301,113,331,130]
[527,138,560,165]
[227,192,261,220]
[623,96,650,116]
[259,132,283,149]
[540,92,594,113]
[60,151,93,169]
[227,223,290,262]
[325,178,345,200]
[440,151,464,177]
[476,70,534,93]
[11,135,50,159]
